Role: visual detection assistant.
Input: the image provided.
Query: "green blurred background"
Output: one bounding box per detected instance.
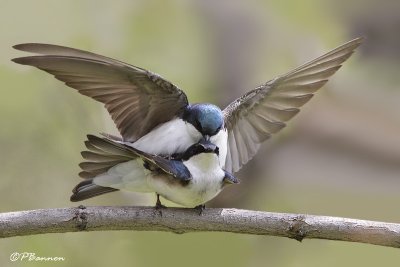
[1,0,400,266]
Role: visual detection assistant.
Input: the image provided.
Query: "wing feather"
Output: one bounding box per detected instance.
[223,37,363,173]
[12,44,189,142]
[79,134,191,181]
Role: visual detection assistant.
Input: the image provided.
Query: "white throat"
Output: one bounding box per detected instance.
[183,152,223,182]
[210,129,228,167]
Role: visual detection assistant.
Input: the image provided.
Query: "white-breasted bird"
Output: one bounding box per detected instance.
[12,37,362,175]
[70,135,238,209]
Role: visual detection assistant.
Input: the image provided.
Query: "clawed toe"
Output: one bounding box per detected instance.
[194,204,205,215]
[155,194,166,216]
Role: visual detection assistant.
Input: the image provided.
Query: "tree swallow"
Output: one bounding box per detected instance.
[70,135,238,208]
[12,37,362,174]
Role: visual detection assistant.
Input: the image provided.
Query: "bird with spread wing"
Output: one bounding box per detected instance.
[12,37,362,207]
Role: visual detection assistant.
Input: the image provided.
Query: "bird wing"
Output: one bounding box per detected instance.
[222,37,363,173]
[12,43,189,142]
[79,134,139,179]
[81,134,191,182]
[132,149,192,182]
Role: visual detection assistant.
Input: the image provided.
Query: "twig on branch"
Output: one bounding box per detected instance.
[0,206,399,248]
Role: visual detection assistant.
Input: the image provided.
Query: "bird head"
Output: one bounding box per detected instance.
[183,103,224,139]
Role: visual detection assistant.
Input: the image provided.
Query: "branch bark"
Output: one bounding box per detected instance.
[1,206,399,248]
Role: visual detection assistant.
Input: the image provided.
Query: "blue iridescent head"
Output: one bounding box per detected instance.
[183,103,224,137]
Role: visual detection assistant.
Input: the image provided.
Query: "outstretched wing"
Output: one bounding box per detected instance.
[223,37,363,173]
[12,43,189,142]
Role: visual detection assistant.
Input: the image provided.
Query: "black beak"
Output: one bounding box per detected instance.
[180,137,220,160]
[199,137,219,155]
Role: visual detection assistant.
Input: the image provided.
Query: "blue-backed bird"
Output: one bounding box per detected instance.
[70,135,238,209]
[12,38,362,175]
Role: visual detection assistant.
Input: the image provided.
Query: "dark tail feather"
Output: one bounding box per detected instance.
[70,178,118,202]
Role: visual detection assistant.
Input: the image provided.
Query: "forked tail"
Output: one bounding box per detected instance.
[70,134,137,201]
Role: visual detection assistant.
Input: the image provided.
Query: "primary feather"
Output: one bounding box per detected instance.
[12,43,188,142]
[223,37,363,173]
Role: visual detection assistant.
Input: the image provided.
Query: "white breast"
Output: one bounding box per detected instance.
[93,152,227,207]
[129,118,202,155]
[148,152,225,207]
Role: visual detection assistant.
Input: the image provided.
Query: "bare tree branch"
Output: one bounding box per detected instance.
[1,206,399,248]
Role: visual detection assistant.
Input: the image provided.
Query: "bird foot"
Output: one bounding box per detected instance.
[155,194,166,216]
[194,204,205,215]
